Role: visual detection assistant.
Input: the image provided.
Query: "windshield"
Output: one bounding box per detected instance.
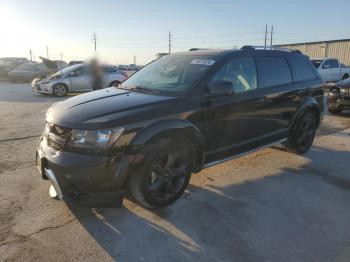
[312,60,323,68]
[121,54,215,95]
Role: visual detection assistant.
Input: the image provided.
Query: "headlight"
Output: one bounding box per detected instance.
[67,127,124,150]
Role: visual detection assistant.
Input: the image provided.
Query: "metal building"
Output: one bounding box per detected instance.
[277,39,350,66]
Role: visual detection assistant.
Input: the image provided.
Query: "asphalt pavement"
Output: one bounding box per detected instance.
[1,81,350,262]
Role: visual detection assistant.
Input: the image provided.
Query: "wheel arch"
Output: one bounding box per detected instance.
[109,80,121,87]
[129,119,205,173]
[53,82,69,92]
[289,97,321,129]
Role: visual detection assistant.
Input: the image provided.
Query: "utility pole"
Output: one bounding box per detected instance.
[93,32,97,51]
[270,25,274,48]
[133,54,136,65]
[168,30,172,54]
[29,49,32,61]
[46,45,49,59]
[60,53,63,61]
[264,25,268,49]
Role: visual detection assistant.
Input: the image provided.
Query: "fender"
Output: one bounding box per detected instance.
[289,96,321,129]
[129,119,205,172]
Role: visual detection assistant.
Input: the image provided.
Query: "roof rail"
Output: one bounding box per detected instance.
[189,48,212,51]
[241,45,301,53]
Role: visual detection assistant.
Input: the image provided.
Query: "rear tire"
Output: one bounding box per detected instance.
[342,74,349,80]
[128,138,192,209]
[288,112,317,154]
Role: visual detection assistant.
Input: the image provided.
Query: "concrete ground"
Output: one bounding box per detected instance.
[0,81,350,262]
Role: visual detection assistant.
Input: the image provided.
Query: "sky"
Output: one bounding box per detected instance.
[0,0,349,65]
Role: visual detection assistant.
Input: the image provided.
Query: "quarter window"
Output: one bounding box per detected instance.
[210,57,257,93]
[289,55,316,81]
[257,57,292,88]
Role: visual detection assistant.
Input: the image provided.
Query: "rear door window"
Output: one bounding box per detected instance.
[289,55,317,81]
[257,57,292,88]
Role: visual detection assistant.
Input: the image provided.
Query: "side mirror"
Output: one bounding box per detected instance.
[68,71,78,77]
[208,80,235,97]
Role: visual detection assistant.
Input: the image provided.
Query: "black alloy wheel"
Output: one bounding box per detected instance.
[128,138,192,209]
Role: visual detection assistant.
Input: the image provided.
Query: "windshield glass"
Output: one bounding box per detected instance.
[121,54,215,95]
[311,60,323,68]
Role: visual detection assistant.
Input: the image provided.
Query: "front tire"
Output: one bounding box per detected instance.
[128,138,192,209]
[53,84,67,97]
[288,112,317,154]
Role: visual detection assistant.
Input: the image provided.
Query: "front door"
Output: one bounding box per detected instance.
[203,56,280,163]
[69,67,93,91]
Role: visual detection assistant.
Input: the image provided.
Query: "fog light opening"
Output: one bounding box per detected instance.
[49,184,58,199]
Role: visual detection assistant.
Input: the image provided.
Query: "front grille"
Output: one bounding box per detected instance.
[45,123,72,151]
[341,88,350,97]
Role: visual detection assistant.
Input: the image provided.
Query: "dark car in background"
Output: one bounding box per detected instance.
[36,46,324,209]
[327,78,350,114]
[9,58,67,83]
[68,60,83,66]
[0,57,28,79]
[8,62,51,82]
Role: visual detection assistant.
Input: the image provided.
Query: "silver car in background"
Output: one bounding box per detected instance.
[32,64,127,96]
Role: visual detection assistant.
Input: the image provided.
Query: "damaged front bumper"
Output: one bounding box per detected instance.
[36,139,129,208]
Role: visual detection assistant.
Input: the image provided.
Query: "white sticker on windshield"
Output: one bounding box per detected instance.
[190,59,215,66]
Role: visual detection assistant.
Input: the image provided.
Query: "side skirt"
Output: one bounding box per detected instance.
[203,138,287,169]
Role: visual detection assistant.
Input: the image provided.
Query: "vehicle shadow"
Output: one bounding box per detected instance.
[68,143,350,262]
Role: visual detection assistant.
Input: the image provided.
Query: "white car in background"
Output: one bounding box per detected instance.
[32,64,127,96]
[312,58,350,82]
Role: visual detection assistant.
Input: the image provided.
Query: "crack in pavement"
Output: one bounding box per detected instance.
[0,217,77,248]
[0,134,41,143]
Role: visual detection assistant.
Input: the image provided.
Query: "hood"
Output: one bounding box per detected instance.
[40,56,59,70]
[336,78,350,88]
[46,88,179,129]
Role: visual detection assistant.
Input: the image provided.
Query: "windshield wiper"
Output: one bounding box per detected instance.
[129,85,159,94]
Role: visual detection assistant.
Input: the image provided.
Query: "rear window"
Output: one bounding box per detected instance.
[257,57,292,88]
[289,55,317,81]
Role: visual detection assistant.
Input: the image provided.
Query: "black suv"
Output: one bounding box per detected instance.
[36,46,324,208]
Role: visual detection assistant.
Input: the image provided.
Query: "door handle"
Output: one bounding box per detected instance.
[253,97,266,105]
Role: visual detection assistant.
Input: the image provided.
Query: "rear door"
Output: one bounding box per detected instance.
[254,54,298,135]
